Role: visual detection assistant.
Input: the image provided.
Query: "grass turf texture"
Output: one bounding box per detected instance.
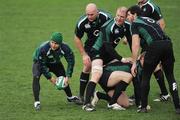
[0,0,180,120]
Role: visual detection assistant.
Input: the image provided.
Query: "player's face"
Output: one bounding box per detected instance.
[115,9,126,25]
[50,41,60,50]
[86,9,98,22]
[126,11,134,23]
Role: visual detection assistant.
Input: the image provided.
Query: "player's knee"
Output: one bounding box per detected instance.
[91,65,103,75]
[123,74,133,83]
[121,102,129,108]
[90,65,103,83]
[117,92,130,108]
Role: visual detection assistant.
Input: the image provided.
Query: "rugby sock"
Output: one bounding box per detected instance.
[132,77,141,106]
[109,81,128,105]
[154,70,168,95]
[79,72,89,97]
[168,81,180,109]
[63,85,72,97]
[32,76,40,101]
[97,92,111,102]
[84,81,96,105]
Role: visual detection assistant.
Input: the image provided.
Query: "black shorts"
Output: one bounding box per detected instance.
[98,70,115,93]
[32,61,65,78]
[90,48,115,65]
[84,46,95,60]
[145,40,175,65]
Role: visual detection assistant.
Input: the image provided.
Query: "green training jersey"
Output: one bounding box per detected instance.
[131,17,167,50]
[140,0,163,21]
[91,19,131,63]
[33,41,75,79]
[75,9,112,49]
[104,61,132,73]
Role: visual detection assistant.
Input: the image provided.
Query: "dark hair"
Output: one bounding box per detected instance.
[127,5,142,16]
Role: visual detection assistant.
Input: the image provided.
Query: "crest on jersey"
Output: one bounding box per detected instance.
[114,29,119,34]
[143,8,146,12]
[93,30,100,36]
[85,24,91,29]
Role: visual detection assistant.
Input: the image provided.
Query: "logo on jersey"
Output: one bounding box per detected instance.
[143,8,146,12]
[114,29,119,34]
[85,24,91,29]
[172,82,177,91]
[124,28,126,32]
[93,30,100,36]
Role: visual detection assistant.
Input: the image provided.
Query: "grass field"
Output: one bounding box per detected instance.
[0,0,180,120]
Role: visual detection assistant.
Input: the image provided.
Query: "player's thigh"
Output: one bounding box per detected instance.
[107,71,132,87]
[32,62,42,78]
[90,59,103,81]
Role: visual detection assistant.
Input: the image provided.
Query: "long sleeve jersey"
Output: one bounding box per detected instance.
[33,41,75,79]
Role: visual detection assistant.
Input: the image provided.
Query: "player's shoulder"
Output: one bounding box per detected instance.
[60,42,72,52]
[61,42,69,49]
[39,41,50,51]
[146,0,160,11]
[125,20,131,26]
[141,0,153,8]
[124,21,131,29]
[134,16,145,23]
[76,14,88,27]
[98,9,112,19]
[99,18,114,33]
[102,18,114,27]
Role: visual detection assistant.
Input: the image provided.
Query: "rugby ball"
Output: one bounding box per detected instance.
[55,76,66,90]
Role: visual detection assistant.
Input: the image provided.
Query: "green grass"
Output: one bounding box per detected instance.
[0,0,180,120]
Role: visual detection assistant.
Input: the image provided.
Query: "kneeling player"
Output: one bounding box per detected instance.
[90,60,133,110]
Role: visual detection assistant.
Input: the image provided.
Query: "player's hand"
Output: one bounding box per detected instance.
[131,62,137,77]
[82,54,91,67]
[122,37,128,45]
[49,77,56,85]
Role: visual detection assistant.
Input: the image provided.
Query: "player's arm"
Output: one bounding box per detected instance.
[131,34,140,77]
[74,35,86,56]
[157,18,165,30]
[38,49,52,80]
[38,49,56,84]
[74,35,91,66]
[153,6,166,30]
[74,21,86,56]
[131,34,140,62]
[62,43,75,78]
[102,27,124,62]
[103,41,122,61]
[74,22,91,66]
[125,22,132,51]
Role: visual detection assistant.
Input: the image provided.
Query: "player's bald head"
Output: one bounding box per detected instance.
[85,3,99,21]
[86,3,98,12]
[116,6,128,15]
